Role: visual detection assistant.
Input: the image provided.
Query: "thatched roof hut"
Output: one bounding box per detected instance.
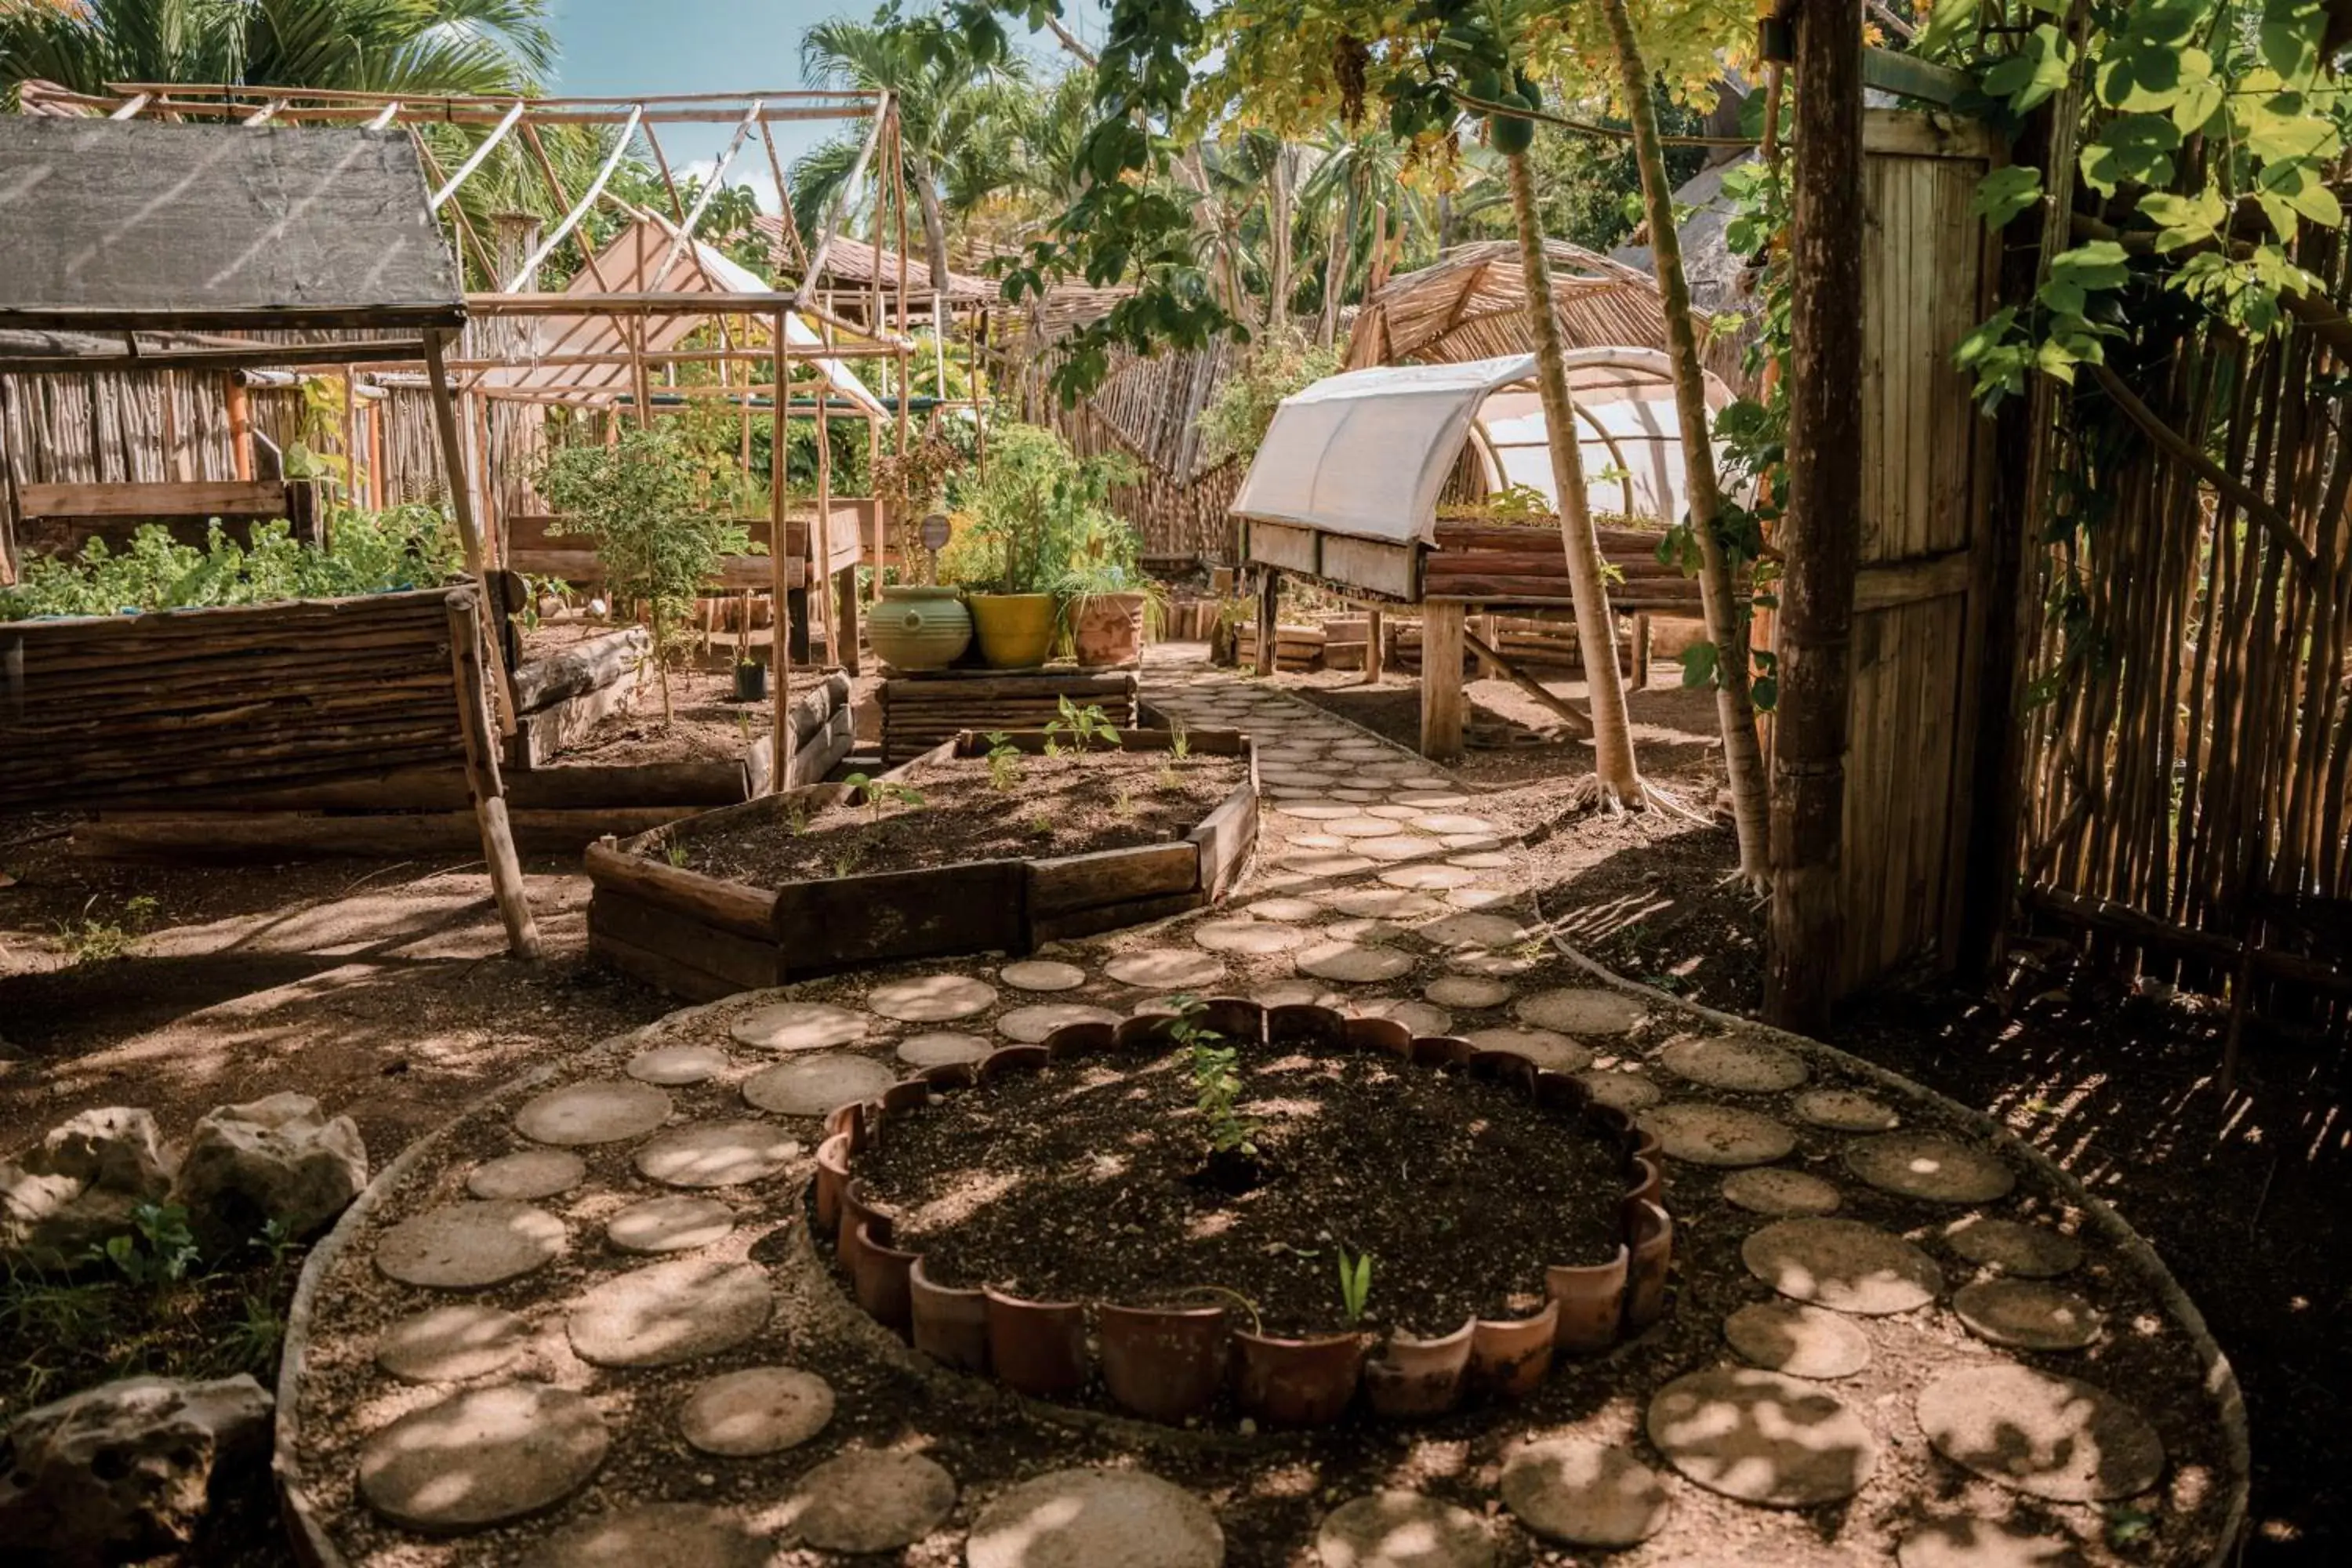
[1343,240,1668,369]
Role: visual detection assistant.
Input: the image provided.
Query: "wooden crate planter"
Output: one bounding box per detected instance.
[586,729,1259,1000]
[878,669,1140,765]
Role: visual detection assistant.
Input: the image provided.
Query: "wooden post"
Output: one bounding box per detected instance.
[768,310,797,791]
[1766,0,1867,1033]
[445,591,543,960]
[225,375,254,481]
[1421,601,1467,763]
[1363,607,1385,684]
[815,376,837,666]
[423,330,517,731]
[1632,612,1653,689]
[1254,568,1280,677]
[1475,612,1499,677]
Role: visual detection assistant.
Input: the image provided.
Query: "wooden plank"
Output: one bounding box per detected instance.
[1029,841,1198,917]
[1247,521,1320,575]
[1852,548,1972,612]
[588,887,782,991]
[1319,535,1417,600]
[74,806,693,858]
[589,923,746,1003]
[1029,887,1207,945]
[1185,782,1259,902]
[16,478,296,521]
[583,839,781,942]
[775,858,1029,974]
[511,627,649,711]
[508,662,641,768]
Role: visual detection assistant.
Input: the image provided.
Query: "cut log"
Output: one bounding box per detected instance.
[511,626,651,712]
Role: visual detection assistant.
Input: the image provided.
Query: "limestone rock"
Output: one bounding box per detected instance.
[169,1093,368,1250]
[0,1107,173,1268]
[0,1374,270,1563]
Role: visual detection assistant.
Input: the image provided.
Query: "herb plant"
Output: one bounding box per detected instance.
[984,731,1023,790]
[1335,1246,1375,1326]
[843,771,925,822]
[1170,997,1258,1160]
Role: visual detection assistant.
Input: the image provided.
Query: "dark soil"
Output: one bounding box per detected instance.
[556,664,772,767]
[855,1041,1628,1338]
[673,750,1244,884]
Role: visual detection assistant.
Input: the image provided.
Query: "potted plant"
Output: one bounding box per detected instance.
[1054,510,1162,668]
[868,436,972,671]
[939,425,1138,670]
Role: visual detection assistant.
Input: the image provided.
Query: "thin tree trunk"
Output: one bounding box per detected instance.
[1766,0,1867,1032]
[910,158,953,299]
[1267,147,1294,331]
[1507,150,1642,805]
[1602,0,1769,880]
[1316,182,1354,347]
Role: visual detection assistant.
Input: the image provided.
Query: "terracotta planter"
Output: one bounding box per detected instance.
[869,584,972,672]
[909,1258,990,1372]
[1469,1299,1559,1399]
[1070,590,1147,668]
[826,1101,868,1154]
[1410,1036,1475,1069]
[1044,1020,1115,1058]
[848,1220,920,1337]
[812,1132,853,1235]
[984,1288,1089,1397]
[1195,996,1266,1044]
[1098,1303,1230,1423]
[1232,1330,1367,1426]
[1625,1200,1672,1330]
[1267,1004,1345,1048]
[880,1079,934,1116]
[978,1044,1050,1082]
[1546,1246,1631,1355]
[837,1179,891,1267]
[967,592,1058,669]
[1468,1049,1538,1095]
[920,1062,978,1092]
[1363,1317,1476,1419]
[1343,1015,1414,1059]
[1624,1155,1664,1212]
[1534,1070,1590,1112]
[1116,1011,1181,1050]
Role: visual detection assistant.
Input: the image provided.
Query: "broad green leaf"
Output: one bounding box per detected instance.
[2080,116,2182,194]
[2259,0,2327,85]
[1679,640,1719,689]
[1984,25,2074,114]
[2098,42,2208,112]
[2237,93,2342,162]
[1971,165,2045,229]
[2047,241,2132,292]
[2038,279,2087,317]
[2139,187,2226,250]
[1917,0,1983,57]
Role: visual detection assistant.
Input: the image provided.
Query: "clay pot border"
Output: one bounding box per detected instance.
[808,999,1672,1428]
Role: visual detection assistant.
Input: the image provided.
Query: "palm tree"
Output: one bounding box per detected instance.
[1298,128,1430,344]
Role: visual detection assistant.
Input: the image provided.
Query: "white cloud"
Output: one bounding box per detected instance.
[678,155,782,214]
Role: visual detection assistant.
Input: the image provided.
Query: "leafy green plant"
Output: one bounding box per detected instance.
[1169,996,1258,1159]
[663,840,691,869]
[936,423,1138,597]
[1044,696,1123,752]
[843,771,925,823]
[56,893,159,965]
[1335,1246,1375,1326]
[984,731,1024,791]
[1200,326,1344,466]
[89,1202,201,1290]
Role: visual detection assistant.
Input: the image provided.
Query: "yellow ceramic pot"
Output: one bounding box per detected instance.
[967,593,1058,669]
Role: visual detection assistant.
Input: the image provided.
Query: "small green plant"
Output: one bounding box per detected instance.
[843,772,925,823]
[1026,811,1054,836]
[1169,996,1257,1159]
[1043,695,1121,753]
[1168,723,1192,761]
[56,893,159,964]
[1335,1246,1375,1326]
[984,731,1023,791]
[663,840,691,869]
[829,845,868,878]
[1111,786,1134,818]
[88,1202,201,1290]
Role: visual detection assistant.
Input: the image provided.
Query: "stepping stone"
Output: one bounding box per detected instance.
[1322,916,1406,945]
[1793,1088,1900,1133]
[466,1149,586,1203]
[1396,776,1457,790]
[1499,1438,1671,1548]
[607,1195,735,1254]
[626,1044,730,1086]
[1328,887,1446,920]
[1446,949,1538,978]
[567,1257,774,1368]
[680,1366,834,1456]
[742,1053,897,1116]
[1283,851,1376,877]
[1298,941,1415,983]
[1425,975,1512,1009]
[1917,1364,2164,1501]
[1254,979,1343,1008]
[1515,988,1646,1035]
[1445,886,1515,910]
[1356,835,1445,862]
[1105,948,1227,989]
[1351,998,1454,1036]
[376,1304,527,1383]
[967,1468,1223,1568]
[1657,1035,1809,1093]
[870,973,997,1022]
[1277,800,1368,820]
[1367,804,1425,821]
[779,1450,957,1555]
[1944,1217,2082,1278]
[1844,1131,2017,1204]
[1326,815,1410,838]
[515,1081,672,1146]
[521,1504,768,1568]
[1391,791,1471,809]
[1380,863,1478,890]
[1440,834,1506,851]
[1290,833,1349,851]
[1463,1028,1592,1073]
[898,1031,993,1068]
[1577,1070,1662,1112]
[1001,960,1087,992]
[1243,897,1324,922]
[1647,1367,1878,1506]
[1952,1279,2103,1350]
[1412,814,1502,837]
[731,1000,870,1052]
[1446,851,1514,871]
[1722,1167,1842,1216]
[358,1382,608,1532]
[1192,919,1312,956]
[634,1120,799,1189]
[1742,1218,1944,1315]
[1723,1300,1872,1378]
[1000,1002,1125,1041]
[1418,911,1528,949]
[377,1202,565,1290]
[1316,1490,1494,1568]
[1641,1103,1797,1167]
[1329,788,1388,803]
[1896,1518,2089,1568]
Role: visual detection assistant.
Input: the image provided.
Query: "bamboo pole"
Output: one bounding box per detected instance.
[445,592,542,960]
[769,310,797,790]
[423,330,516,731]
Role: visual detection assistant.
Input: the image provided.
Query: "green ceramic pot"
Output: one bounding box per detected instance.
[869,585,972,673]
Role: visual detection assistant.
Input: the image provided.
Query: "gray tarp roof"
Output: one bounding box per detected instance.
[0,118,463,335]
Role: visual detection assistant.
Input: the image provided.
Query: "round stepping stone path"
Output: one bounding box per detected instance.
[514,1080,671,1146]
[1743,1217,1944,1314]
[1002,959,1087,992]
[679,1366,834,1455]
[1253,979,1340,1008]
[1322,916,1404,945]
[968,1468,1223,1568]
[1952,1279,2103,1350]
[1722,1167,1842,1217]
[633,1120,797,1189]
[625,1044,729,1086]
[1896,1518,2090,1568]
[375,1304,527,1383]
[1723,1300,1873,1378]
[1944,1217,2082,1278]
[1316,1490,1494,1568]
[731,1000,869,1051]
[1647,1366,1878,1506]
[1793,1087,1901,1132]
[898,1030,993,1068]
[1417,911,1526,949]
[1105,947,1227,989]
[1641,1102,1797,1167]
[1298,940,1415,983]
[1515,988,1646,1035]
[1192,918,1312,955]
[358,1382,608,1532]
[1367,804,1424,821]
[606,1195,735,1254]
[521,1504,768,1568]
[466,1149,586,1202]
[1657,1034,1809,1093]
[1411,814,1501,837]
[567,1256,773,1368]
[1328,887,1445,919]
[1244,897,1324,922]
[1000,1002,1124,1041]
[1462,1027,1591,1072]
[376,1201,565,1290]
[1444,885,1514,909]
[1379,862,1477,890]
[742,1053,896,1115]
[1424,975,1512,1009]
[1277,800,1365,820]
[1446,851,1515,871]
[1845,1131,2017,1204]
[1577,1069,1663,1112]
[1916,1364,2165,1501]
[869,972,996,1022]
[1356,835,1443,862]
[1327,815,1410,838]
[1392,791,1470,809]
[1351,997,1452,1036]
[1499,1438,1670,1548]
[782,1450,957,1554]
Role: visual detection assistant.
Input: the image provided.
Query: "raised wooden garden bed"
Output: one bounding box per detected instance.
[585,728,1258,1000]
[878,667,1140,764]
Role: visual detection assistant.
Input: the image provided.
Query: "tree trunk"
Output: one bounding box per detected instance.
[1316,180,1355,347]
[1602,0,1769,881]
[910,158,954,301]
[1766,0,1867,1032]
[1506,150,1643,805]
[1266,147,1294,331]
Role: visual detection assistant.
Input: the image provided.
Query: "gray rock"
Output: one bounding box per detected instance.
[0,1374,272,1563]
[170,1094,367,1252]
[0,1108,173,1269]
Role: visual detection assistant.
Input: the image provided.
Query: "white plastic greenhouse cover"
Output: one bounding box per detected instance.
[1231,348,1730,544]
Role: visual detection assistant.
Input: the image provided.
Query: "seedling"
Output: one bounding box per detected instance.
[86,1202,200,1290]
[1112,786,1135,818]
[1044,695,1121,753]
[1169,722,1192,760]
[984,731,1023,791]
[56,893,159,964]
[1026,811,1054,836]
[1169,996,1257,1160]
[843,771,924,823]
[663,840,691,869]
[1335,1247,1375,1326]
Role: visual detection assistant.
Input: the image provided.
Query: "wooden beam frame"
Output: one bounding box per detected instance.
[509,105,644,290]
[430,100,526,209]
[424,329,517,731]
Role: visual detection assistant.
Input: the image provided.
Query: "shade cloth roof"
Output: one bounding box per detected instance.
[0,118,462,335]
